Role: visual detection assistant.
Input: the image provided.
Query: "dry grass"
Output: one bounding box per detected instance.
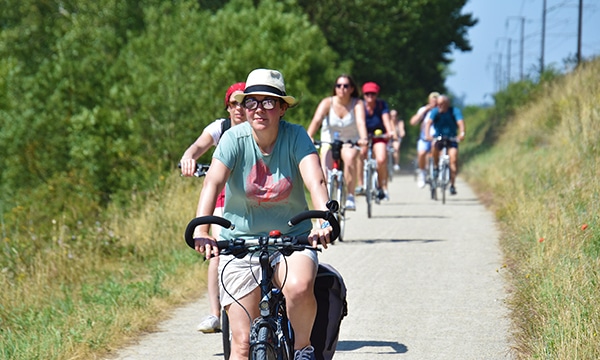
[0,174,210,360]
[464,59,600,358]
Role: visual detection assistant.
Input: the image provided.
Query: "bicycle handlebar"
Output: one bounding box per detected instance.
[184,201,341,250]
[313,139,359,148]
[178,162,211,177]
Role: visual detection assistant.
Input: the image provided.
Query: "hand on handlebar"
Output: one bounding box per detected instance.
[180,158,198,177]
[308,224,332,249]
[193,234,219,259]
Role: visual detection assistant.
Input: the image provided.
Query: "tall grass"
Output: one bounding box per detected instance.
[463,58,600,358]
[0,175,208,360]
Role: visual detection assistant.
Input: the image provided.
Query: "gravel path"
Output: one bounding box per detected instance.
[106,171,513,360]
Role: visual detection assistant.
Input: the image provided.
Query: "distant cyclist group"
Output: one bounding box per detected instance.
[179,68,465,360]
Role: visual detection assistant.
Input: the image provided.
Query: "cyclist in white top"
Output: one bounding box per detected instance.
[409,91,439,188]
[179,82,246,333]
[307,74,368,211]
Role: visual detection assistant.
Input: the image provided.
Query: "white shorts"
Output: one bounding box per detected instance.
[218,249,318,307]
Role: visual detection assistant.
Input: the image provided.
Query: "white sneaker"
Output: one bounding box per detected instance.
[294,345,316,360]
[393,164,400,172]
[345,195,356,211]
[197,314,220,333]
[417,171,426,188]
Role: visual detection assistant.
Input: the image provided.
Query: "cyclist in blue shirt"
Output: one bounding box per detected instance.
[425,95,465,195]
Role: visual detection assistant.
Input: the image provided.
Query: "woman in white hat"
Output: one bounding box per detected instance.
[191,69,332,360]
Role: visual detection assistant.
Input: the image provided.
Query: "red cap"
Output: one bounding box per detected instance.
[225,82,246,107]
[362,82,380,94]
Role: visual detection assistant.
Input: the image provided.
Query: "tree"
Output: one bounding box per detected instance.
[296,0,477,115]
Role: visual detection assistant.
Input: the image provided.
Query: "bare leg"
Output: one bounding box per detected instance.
[374,142,388,190]
[275,253,318,350]
[341,146,358,197]
[449,147,459,186]
[226,288,260,360]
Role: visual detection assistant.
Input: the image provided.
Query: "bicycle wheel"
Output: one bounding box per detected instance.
[372,164,380,206]
[251,324,276,360]
[429,159,437,201]
[441,163,450,205]
[329,176,346,241]
[221,309,231,360]
[387,148,394,182]
[336,178,346,242]
[364,165,373,218]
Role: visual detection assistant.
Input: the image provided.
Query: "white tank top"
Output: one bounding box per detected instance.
[320,97,359,142]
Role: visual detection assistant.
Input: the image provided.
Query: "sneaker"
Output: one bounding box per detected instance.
[196,314,220,333]
[345,195,356,211]
[393,164,401,172]
[417,171,426,188]
[294,345,316,360]
[450,185,457,195]
[383,190,390,201]
[355,186,365,196]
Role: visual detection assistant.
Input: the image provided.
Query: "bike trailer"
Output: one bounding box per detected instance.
[311,263,348,360]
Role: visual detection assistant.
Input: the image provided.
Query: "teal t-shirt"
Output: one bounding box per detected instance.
[213,120,317,240]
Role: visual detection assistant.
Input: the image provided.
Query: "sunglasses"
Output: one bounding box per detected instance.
[243,97,279,110]
[364,92,377,96]
[335,84,350,89]
[228,101,241,108]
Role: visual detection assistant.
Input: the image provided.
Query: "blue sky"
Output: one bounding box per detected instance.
[446,0,600,105]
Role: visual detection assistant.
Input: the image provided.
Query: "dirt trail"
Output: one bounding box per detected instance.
[106,171,513,360]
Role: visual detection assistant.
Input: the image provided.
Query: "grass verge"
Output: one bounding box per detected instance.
[463,58,600,358]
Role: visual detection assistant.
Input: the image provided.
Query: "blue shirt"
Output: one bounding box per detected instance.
[364,99,389,134]
[428,107,463,137]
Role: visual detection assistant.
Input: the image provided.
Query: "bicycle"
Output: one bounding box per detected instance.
[363,130,386,218]
[184,202,341,360]
[427,154,437,201]
[313,138,357,242]
[433,135,457,205]
[386,141,395,182]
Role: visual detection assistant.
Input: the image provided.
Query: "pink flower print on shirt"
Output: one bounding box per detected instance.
[246,159,292,205]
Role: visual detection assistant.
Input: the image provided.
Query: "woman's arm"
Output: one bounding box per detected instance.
[193,158,230,256]
[299,152,332,248]
[180,131,216,176]
[306,97,330,140]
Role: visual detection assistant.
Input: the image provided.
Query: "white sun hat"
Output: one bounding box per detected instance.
[234,68,298,107]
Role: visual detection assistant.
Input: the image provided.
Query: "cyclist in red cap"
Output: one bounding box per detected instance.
[357,81,395,200]
[180,82,246,333]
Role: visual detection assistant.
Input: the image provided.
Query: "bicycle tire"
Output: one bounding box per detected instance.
[365,165,372,218]
[372,168,380,206]
[429,158,437,201]
[335,179,346,242]
[387,148,394,183]
[251,325,276,360]
[441,163,450,205]
[221,309,231,360]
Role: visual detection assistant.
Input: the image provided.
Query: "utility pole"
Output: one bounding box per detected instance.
[507,16,525,80]
[541,0,546,73]
[495,37,513,87]
[577,0,582,65]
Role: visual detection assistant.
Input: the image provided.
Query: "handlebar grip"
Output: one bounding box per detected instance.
[287,208,341,243]
[184,216,233,249]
